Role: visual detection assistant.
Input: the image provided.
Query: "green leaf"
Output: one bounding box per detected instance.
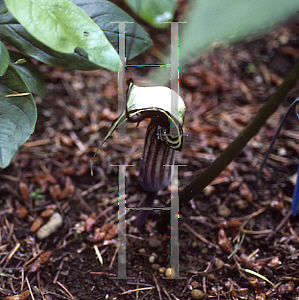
[0,0,152,70]
[4,0,120,71]
[0,41,9,76]
[178,0,299,69]
[0,11,17,24]
[149,0,299,85]
[0,24,100,70]
[73,0,153,59]
[0,65,37,168]
[0,0,6,14]
[9,51,46,98]
[124,0,178,29]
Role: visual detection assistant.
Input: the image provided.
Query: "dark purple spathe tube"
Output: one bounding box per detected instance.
[135,119,175,227]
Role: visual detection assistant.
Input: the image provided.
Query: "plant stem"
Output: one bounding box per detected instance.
[157,58,299,229]
[179,58,299,205]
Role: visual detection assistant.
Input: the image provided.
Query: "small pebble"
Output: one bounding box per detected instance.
[151,263,160,271]
[254,74,263,84]
[165,268,173,277]
[200,247,208,254]
[191,281,199,289]
[138,248,146,254]
[235,199,248,210]
[191,241,198,248]
[153,199,160,207]
[159,267,166,274]
[71,81,85,91]
[278,147,287,156]
[37,212,63,240]
[191,289,204,299]
[203,185,215,197]
[218,204,231,218]
[208,274,216,281]
[149,254,158,263]
[215,257,225,269]
[148,235,161,248]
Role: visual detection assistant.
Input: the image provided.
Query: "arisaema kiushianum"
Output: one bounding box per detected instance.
[93,79,186,226]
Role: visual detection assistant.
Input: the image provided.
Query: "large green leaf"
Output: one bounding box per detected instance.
[0,0,152,70]
[124,0,178,29]
[73,0,153,59]
[0,24,100,70]
[4,0,120,71]
[0,65,37,168]
[149,0,299,85]
[0,41,9,76]
[179,0,299,68]
[9,51,46,98]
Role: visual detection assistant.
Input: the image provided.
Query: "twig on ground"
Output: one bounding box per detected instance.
[266,210,292,240]
[53,259,65,284]
[56,281,74,299]
[26,277,35,300]
[37,272,46,300]
[152,273,162,300]
[121,287,153,295]
[182,222,219,249]
[287,220,299,243]
[162,286,172,300]
[109,243,119,270]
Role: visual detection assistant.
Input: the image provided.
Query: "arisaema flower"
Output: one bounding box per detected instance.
[93,79,186,226]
